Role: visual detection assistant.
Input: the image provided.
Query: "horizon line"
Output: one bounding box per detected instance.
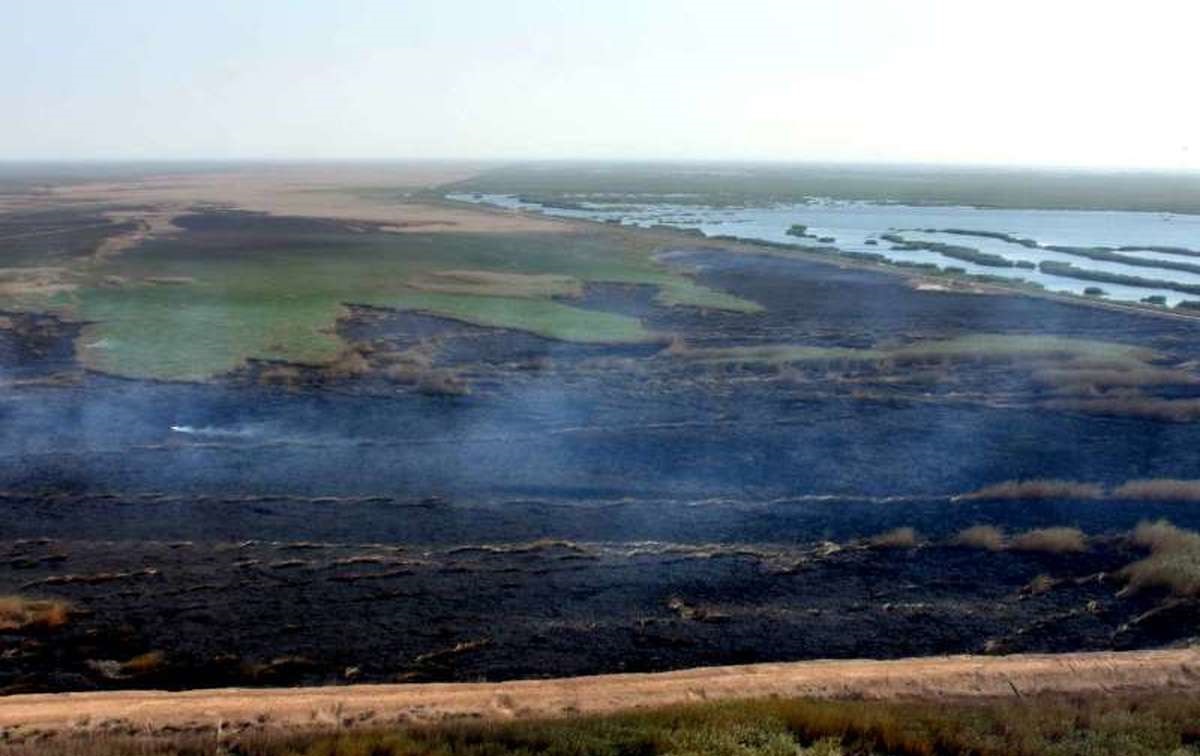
[2,156,1200,176]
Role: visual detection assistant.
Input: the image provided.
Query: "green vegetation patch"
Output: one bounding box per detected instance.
[405,269,584,299]
[386,290,652,344]
[16,220,758,380]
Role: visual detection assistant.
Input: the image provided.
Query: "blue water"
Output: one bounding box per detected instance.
[448,193,1200,305]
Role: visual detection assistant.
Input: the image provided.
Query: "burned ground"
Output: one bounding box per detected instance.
[3,217,1200,693]
[0,527,1193,693]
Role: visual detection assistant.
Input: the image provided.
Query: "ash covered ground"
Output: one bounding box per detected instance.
[4,211,1200,692]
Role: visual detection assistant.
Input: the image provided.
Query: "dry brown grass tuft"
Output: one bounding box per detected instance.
[121,651,167,676]
[0,267,76,297]
[959,479,1104,501]
[951,525,1006,551]
[1112,479,1200,502]
[1023,574,1058,595]
[1131,519,1200,552]
[322,345,372,380]
[1120,520,1200,597]
[869,527,920,549]
[1043,397,1200,422]
[663,335,690,356]
[1033,365,1200,393]
[377,346,469,395]
[0,595,71,631]
[376,344,435,370]
[1008,527,1088,554]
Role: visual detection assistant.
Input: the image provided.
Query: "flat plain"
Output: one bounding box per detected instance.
[2,162,1200,717]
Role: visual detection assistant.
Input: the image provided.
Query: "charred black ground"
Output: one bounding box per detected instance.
[3,209,1200,692]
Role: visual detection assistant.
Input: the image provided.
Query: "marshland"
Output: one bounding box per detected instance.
[3,163,1200,701]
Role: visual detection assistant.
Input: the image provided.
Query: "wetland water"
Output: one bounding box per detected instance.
[448,193,1200,305]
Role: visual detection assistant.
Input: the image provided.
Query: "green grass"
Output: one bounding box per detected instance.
[16,693,1200,756]
[16,223,757,380]
[383,291,653,344]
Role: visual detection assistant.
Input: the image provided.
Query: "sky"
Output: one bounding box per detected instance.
[5,0,1199,170]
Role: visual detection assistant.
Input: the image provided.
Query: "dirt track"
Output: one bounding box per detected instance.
[2,649,1198,738]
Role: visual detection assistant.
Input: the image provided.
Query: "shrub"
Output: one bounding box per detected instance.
[951,525,1005,551]
[322,345,372,379]
[0,595,71,631]
[1130,519,1200,552]
[1009,527,1088,554]
[1120,520,1200,597]
[869,527,920,549]
[960,479,1104,501]
[1112,479,1200,502]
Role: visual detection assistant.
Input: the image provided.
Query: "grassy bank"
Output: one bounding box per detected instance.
[51,222,756,380]
[11,692,1200,756]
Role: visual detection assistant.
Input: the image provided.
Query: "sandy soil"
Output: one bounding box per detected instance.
[2,649,1197,739]
[5,164,570,236]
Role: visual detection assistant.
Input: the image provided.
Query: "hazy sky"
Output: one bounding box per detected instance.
[6,0,1199,169]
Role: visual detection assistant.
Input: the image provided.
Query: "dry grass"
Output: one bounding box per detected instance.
[1043,397,1200,422]
[372,343,469,395]
[0,595,71,631]
[1033,365,1199,392]
[1119,520,1200,597]
[121,651,167,676]
[36,167,567,235]
[869,527,920,549]
[0,266,76,297]
[1111,479,1200,501]
[1023,574,1058,595]
[1008,527,1088,554]
[951,525,1006,551]
[664,334,1156,370]
[959,479,1105,501]
[1130,519,1200,552]
[376,343,435,369]
[14,692,1200,756]
[321,345,372,380]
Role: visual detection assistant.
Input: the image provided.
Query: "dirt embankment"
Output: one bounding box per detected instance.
[2,649,1197,740]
